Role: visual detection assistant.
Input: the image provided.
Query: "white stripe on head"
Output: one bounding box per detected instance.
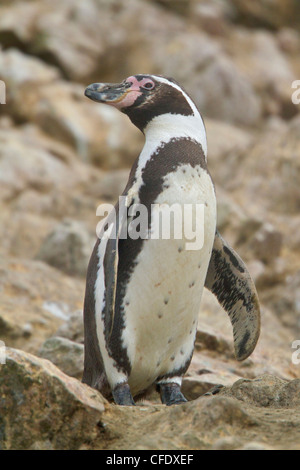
[143,75,207,159]
[151,75,201,118]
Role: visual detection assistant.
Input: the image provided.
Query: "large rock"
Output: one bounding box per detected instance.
[1,348,300,450]
[0,258,84,353]
[189,0,234,36]
[251,223,283,264]
[0,123,104,259]
[0,48,142,168]
[261,269,300,331]
[228,117,300,215]
[0,125,81,202]
[0,348,107,450]
[0,0,120,82]
[0,1,262,127]
[230,0,300,29]
[145,31,261,126]
[38,336,84,380]
[56,309,84,344]
[225,375,300,408]
[36,219,94,278]
[226,29,298,119]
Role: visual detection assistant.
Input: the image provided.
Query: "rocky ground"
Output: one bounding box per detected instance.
[0,0,300,450]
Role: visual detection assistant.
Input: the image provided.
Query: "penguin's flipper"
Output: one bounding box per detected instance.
[82,198,127,392]
[204,230,260,361]
[101,198,127,342]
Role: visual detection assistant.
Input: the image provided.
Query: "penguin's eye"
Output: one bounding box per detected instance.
[141,81,155,90]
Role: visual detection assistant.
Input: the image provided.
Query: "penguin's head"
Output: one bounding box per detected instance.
[84,74,195,132]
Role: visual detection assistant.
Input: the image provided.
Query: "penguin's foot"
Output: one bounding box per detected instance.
[159,383,188,406]
[112,382,136,406]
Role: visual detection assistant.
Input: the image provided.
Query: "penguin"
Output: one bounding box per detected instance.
[82,74,260,406]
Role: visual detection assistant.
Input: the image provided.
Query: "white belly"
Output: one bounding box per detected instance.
[121,165,216,395]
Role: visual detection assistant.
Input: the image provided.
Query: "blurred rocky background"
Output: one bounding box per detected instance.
[0,0,300,450]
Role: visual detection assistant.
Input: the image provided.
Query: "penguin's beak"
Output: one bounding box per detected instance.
[84,81,130,104]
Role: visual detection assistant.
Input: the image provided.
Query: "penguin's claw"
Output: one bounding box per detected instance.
[159,383,188,406]
[112,382,136,406]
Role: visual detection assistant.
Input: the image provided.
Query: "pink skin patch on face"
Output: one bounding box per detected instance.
[110,76,155,110]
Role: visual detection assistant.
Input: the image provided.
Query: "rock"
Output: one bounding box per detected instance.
[264,270,300,330]
[245,260,266,285]
[1,348,300,450]
[0,124,104,209]
[0,0,125,83]
[0,122,107,260]
[226,29,298,119]
[23,81,141,167]
[193,395,257,428]
[195,325,233,358]
[226,118,300,216]
[225,375,300,408]
[0,0,183,83]
[235,220,283,264]
[212,436,241,450]
[0,47,60,89]
[0,2,43,49]
[284,215,300,252]
[47,0,263,127]
[56,310,84,344]
[192,55,261,126]
[239,441,274,450]
[251,223,283,264]
[0,209,56,260]
[90,169,129,202]
[182,369,238,401]
[0,348,107,450]
[215,190,245,234]
[0,124,106,261]
[235,217,264,246]
[0,126,78,202]
[206,119,254,188]
[36,219,93,278]
[152,36,261,126]
[277,28,300,54]
[151,0,193,16]
[38,336,84,380]
[0,258,84,353]
[247,258,287,293]
[230,0,300,30]
[0,48,142,168]
[189,1,232,36]
[0,0,299,452]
